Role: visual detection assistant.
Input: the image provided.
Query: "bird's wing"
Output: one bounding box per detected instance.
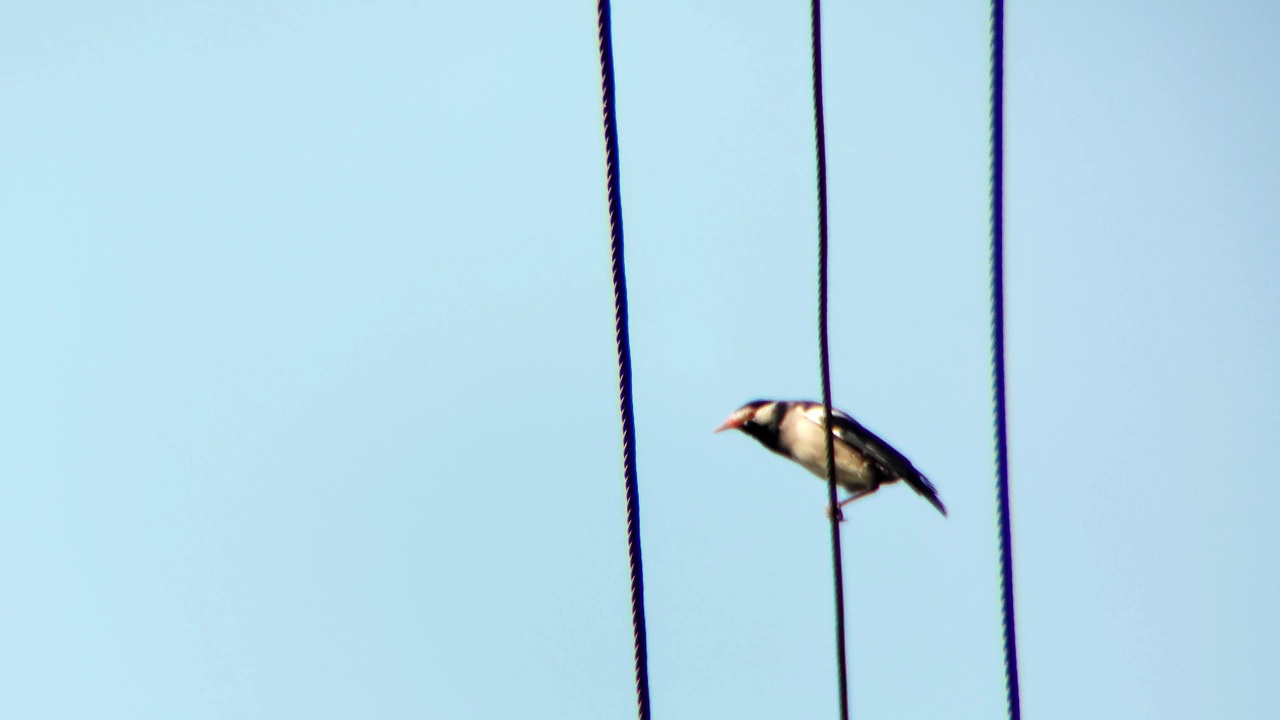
[801,405,947,516]
[800,405,911,471]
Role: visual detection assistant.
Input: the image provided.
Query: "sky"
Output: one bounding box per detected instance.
[2,1,1278,718]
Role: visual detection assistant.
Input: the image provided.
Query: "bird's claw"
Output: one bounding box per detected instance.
[825,505,846,523]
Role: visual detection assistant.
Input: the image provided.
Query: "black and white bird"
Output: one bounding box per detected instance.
[715,400,946,518]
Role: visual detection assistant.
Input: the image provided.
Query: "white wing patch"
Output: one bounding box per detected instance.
[801,404,852,425]
[800,404,857,442]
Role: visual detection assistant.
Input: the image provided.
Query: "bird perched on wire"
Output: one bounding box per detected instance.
[715,400,946,519]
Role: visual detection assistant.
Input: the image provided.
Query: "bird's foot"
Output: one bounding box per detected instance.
[824,504,846,523]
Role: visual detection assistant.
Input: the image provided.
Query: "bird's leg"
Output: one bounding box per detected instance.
[838,490,872,509]
[824,491,871,523]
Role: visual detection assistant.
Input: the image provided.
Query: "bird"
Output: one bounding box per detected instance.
[715,399,946,518]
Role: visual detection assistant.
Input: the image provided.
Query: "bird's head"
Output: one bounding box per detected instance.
[714,400,783,436]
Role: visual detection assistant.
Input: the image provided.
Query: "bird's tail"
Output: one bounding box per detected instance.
[905,472,947,517]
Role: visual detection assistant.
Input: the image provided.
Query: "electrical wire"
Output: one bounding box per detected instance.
[594,1,652,718]
[987,1,1023,718]
[810,1,852,718]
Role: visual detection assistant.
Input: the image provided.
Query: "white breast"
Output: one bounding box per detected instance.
[777,407,877,492]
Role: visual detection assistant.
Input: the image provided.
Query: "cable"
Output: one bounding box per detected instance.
[594,2,652,719]
[809,1,851,718]
[987,1,1022,718]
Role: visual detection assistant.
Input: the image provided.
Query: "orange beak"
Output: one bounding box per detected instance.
[713,411,749,433]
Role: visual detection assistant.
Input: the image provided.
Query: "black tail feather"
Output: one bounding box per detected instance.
[906,472,947,517]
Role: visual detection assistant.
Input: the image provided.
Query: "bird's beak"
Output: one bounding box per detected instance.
[714,411,748,433]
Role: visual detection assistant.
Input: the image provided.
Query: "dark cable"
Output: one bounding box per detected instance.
[594,2,652,719]
[810,1,851,718]
[988,1,1022,718]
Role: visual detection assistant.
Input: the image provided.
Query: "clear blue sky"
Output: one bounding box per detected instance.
[3,2,1278,718]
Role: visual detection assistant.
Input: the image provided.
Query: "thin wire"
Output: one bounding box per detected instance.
[988,1,1022,718]
[594,2,652,718]
[810,1,851,718]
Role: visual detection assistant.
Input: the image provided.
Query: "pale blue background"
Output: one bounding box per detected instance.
[3,2,1277,718]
